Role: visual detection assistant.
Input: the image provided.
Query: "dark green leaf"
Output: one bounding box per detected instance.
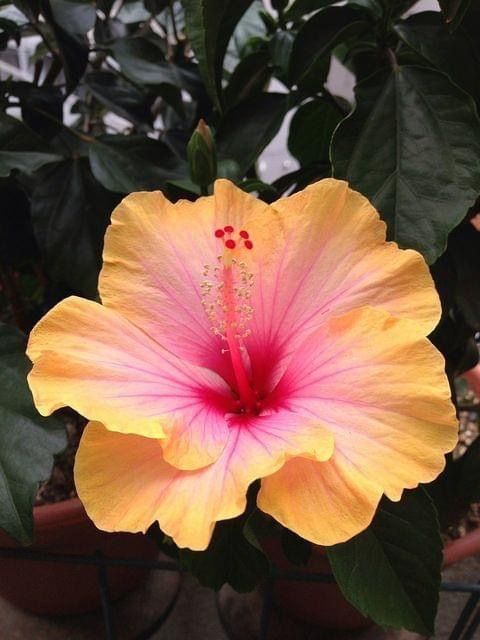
[49,0,96,35]
[448,220,480,330]
[217,93,287,178]
[88,135,185,193]
[439,0,471,29]
[0,180,38,267]
[288,97,343,166]
[331,66,480,263]
[40,0,89,91]
[31,158,120,297]
[269,30,294,85]
[182,0,254,111]
[85,71,154,129]
[0,323,65,543]
[395,11,480,106]
[281,527,311,566]
[289,6,368,90]
[12,0,40,20]
[180,517,269,592]
[0,112,61,177]
[8,83,63,140]
[0,17,21,49]
[144,0,169,13]
[327,489,442,635]
[224,50,271,110]
[284,0,336,22]
[111,37,194,111]
[110,36,167,83]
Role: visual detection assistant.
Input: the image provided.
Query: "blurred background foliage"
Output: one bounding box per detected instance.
[1,0,480,634]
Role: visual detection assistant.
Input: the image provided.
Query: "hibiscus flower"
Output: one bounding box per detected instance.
[27,179,457,550]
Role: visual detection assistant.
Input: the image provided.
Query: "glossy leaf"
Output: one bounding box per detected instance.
[8,83,63,140]
[395,11,480,106]
[0,323,65,544]
[288,97,343,166]
[85,71,154,129]
[216,93,287,178]
[40,0,89,91]
[31,158,120,297]
[224,50,271,110]
[439,0,471,29]
[49,0,96,35]
[327,489,442,635]
[281,528,311,567]
[182,0,254,111]
[284,0,336,22]
[180,517,269,592]
[269,30,294,86]
[331,66,480,263]
[0,112,61,177]
[111,37,194,110]
[289,6,368,90]
[12,0,40,20]
[88,135,185,193]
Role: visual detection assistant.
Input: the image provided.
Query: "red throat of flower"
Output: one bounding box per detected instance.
[201,226,257,413]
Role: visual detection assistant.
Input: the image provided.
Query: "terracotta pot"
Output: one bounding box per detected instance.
[443,527,480,568]
[262,536,371,631]
[0,498,158,615]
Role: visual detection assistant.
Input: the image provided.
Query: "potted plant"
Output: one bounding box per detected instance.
[0,323,158,615]
[2,0,480,636]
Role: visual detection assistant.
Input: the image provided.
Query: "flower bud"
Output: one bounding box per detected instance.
[187,119,217,190]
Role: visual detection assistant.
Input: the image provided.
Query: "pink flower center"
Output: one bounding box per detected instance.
[201,227,260,414]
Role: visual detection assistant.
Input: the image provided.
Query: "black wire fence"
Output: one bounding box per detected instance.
[0,546,479,640]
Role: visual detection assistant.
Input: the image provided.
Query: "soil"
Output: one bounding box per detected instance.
[34,412,86,506]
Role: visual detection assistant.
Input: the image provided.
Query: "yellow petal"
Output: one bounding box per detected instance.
[266,178,440,345]
[75,415,334,551]
[258,456,382,546]
[27,296,230,452]
[258,306,458,544]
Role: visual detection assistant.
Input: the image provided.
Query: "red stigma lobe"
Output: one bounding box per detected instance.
[215,229,225,238]
[225,239,236,249]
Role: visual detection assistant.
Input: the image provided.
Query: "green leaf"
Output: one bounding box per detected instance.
[289,6,368,91]
[288,97,343,166]
[85,71,154,129]
[269,30,294,85]
[0,17,21,49]
[88,135,185,193]
[110,36,194,110]
[216,92,287,178]
[438,0,471,29]
[395,11,480,106]
[180,516,269,592]
[49,0,96,35]
[182,0,255,111]
[40,0,89,91]
[0,323,66,544]
[0,112,61,177]
[8,83,63,140]
[327,489,442,636]
[281,527,311,566]
[331,66,480,264]
[12,0,40,21]
[448,221,480,330]
[30,158,120,297]
[224,50,271,110]
[284,0,336,22]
